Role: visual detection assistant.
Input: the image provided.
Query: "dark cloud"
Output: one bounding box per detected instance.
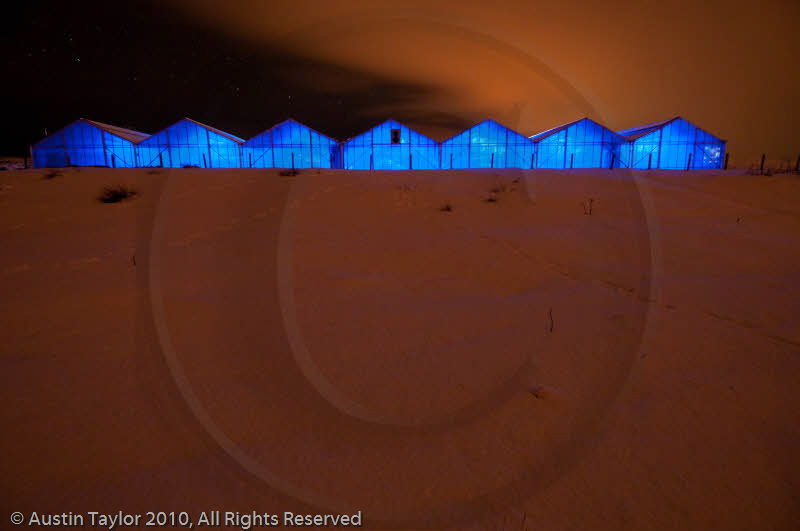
[3,0,799,163]
[170,0,800,163]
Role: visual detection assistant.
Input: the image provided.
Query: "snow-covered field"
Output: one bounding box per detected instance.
[1,166,798,529]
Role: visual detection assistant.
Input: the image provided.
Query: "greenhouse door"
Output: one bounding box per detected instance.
[330,146,341,169]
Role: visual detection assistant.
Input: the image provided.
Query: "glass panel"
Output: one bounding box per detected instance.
[441,120,532,169]
[533,118,630,169]
[343,120,439,170]
[33,121,109,167]
[629,129,661,169]
[135,120,241,168]
[253,120,338,169]
[536,129,566,168]
[658,118,694,169]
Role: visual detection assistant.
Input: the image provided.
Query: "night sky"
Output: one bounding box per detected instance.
[3,0,798,164]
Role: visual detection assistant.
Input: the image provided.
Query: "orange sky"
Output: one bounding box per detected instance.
[171,0,798,164]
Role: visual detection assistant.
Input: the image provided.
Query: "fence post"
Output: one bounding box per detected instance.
[330,153,333,168]
[491,153,494,169]
[760,153,765,175]
[724,152,729,170]
[647,153,652,170]
[111,154,116,168]
[569,153,574,169]
[409,153,412,170]
[202,153,207,168]
[610,153,615,169]
[686,153,692,171]
[159,153,164,168]
[531,153,534,169]
[450,153,453,169]
[249,153,252,168]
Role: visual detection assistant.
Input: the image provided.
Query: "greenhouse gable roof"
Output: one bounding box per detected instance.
[617,117,679,141]
[182,117,245,144]
[82,119,151,144]
[34,118,151,146]
[529,118,626,143]
[245,118,339,144]
[529,122,568,142]
[440,119,531,144]
[617,116,725,142]
[342,118,437,144]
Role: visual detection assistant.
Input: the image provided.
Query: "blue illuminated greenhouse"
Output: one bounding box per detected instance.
[136,118,243,168]
[618,117,726,170]
[441,119,535,169]
[32,119,149,168]
[30,114,729,172]
[530,118,629,169]
[342,119,440,170]
[242,119,341,169]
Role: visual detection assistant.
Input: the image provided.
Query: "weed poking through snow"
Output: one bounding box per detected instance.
[582,198,594,215]
[528,386,548,400]
[485,181,520,203]
[99,185,137,203]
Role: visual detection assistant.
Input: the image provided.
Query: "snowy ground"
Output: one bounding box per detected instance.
[1,166,798,530]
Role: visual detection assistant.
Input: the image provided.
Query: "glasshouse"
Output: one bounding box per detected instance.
[136,118,243,168]
[32,119,149,168]
[441,119,536,169]
[242,119,341,169]
[530,118,629,169]
[342,119,440,170]
[618,117,726,170]
[31,114,728,172]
